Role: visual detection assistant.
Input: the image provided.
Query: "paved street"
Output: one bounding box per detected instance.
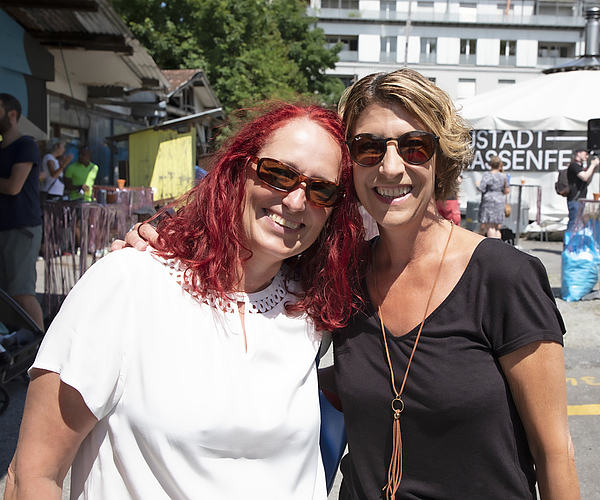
[513,238,600,500]
[1,238,599,499]
[534,237,600,500]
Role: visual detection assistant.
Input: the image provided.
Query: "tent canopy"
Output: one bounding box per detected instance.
[455,70,600,222]
[457,71,600,131]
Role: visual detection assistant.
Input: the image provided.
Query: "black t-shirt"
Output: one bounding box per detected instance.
[567,160,588,201]
[0,135,42,230]
[334,238,565,500]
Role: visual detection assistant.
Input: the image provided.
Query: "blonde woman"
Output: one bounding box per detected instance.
[336,69,577,499]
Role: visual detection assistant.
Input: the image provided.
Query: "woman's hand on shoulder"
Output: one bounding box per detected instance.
[110,223,158,252]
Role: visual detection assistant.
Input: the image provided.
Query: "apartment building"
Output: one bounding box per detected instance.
[309,0,590,100]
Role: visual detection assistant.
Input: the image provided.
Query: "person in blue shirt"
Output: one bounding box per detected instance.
[0,93,44,331]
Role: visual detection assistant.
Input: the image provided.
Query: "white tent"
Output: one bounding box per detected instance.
[458,70,600,131]
[456,70,600,226]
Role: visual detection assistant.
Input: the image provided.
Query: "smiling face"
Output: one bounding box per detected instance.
[351,102,437,230]
[241,117,341,268]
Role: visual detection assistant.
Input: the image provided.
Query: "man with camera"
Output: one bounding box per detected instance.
[566,149,599,232]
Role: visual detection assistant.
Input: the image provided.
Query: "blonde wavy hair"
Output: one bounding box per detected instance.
[339,68,473,201]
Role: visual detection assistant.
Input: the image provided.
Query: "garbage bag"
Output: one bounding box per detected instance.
[561,227,600,302]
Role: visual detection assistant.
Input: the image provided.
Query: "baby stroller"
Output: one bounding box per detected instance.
[0,288,45,416]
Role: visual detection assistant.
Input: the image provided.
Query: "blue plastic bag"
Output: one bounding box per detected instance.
[561,226,600,301]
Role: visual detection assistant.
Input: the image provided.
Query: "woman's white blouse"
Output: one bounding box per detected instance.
[32,248,326,500]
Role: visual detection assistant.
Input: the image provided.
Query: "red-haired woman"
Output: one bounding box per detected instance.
[5,103,366,500]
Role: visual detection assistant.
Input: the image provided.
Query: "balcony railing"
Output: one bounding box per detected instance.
[380,51,398,62]
[338,50,359,62]
[459,53,477,64]
[420,53,438,64]
[499,55,517,65]
[537,56,576,66]
[308,7,585,27]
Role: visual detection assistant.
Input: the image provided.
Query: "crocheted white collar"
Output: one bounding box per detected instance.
[151,248,290,314]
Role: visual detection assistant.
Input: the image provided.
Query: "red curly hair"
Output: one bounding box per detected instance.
[152,102,366,331]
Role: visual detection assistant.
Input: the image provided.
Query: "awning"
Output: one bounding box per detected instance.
[106,108,224,143]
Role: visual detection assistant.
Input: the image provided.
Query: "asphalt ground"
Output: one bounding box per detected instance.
[1,237,599,499]
[526,237,600,500]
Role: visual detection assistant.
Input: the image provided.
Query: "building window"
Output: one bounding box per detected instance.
[380,36,397,62]
[498,79,516,85]
[460,39,477,64]
[417,1,434,7]
[497,2,514,11]
[538,43,576,65]
[537,1,575,16]
[420,38,437,64]
[500,40,516,66]
[326,35,358,61]
[381,1,397,19]
[322,0,359,8]
[338,75,357,87]
[457,78,476,99]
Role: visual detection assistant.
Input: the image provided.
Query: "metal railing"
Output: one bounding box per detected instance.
[309,7,585,27]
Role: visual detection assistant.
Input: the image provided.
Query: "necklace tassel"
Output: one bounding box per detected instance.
[384,412,403,499]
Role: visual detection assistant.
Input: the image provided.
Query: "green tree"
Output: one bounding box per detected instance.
[111,0,344,113]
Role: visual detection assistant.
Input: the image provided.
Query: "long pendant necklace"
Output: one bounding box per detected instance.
[375,222,454,500]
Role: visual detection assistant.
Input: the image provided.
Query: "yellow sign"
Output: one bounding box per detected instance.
[129,128,196,202]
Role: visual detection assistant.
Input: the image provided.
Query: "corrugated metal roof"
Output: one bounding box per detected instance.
[0,0,169,88]
[2,0,225,126]
[1,0,130,37]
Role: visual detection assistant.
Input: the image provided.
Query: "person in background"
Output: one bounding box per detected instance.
[435,173,462,226]
[476,155,509,238]
[195,163,208,183]
[4,102,365,500]
[566,149,599,232]
[40,138,74,202]
[63,147,98,201]
[0,93,44,331]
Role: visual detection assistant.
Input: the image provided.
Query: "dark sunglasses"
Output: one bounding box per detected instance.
[346,131,439,167]
[250,156,342,208]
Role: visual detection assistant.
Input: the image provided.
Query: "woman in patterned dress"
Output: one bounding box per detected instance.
[477,155,509,238]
